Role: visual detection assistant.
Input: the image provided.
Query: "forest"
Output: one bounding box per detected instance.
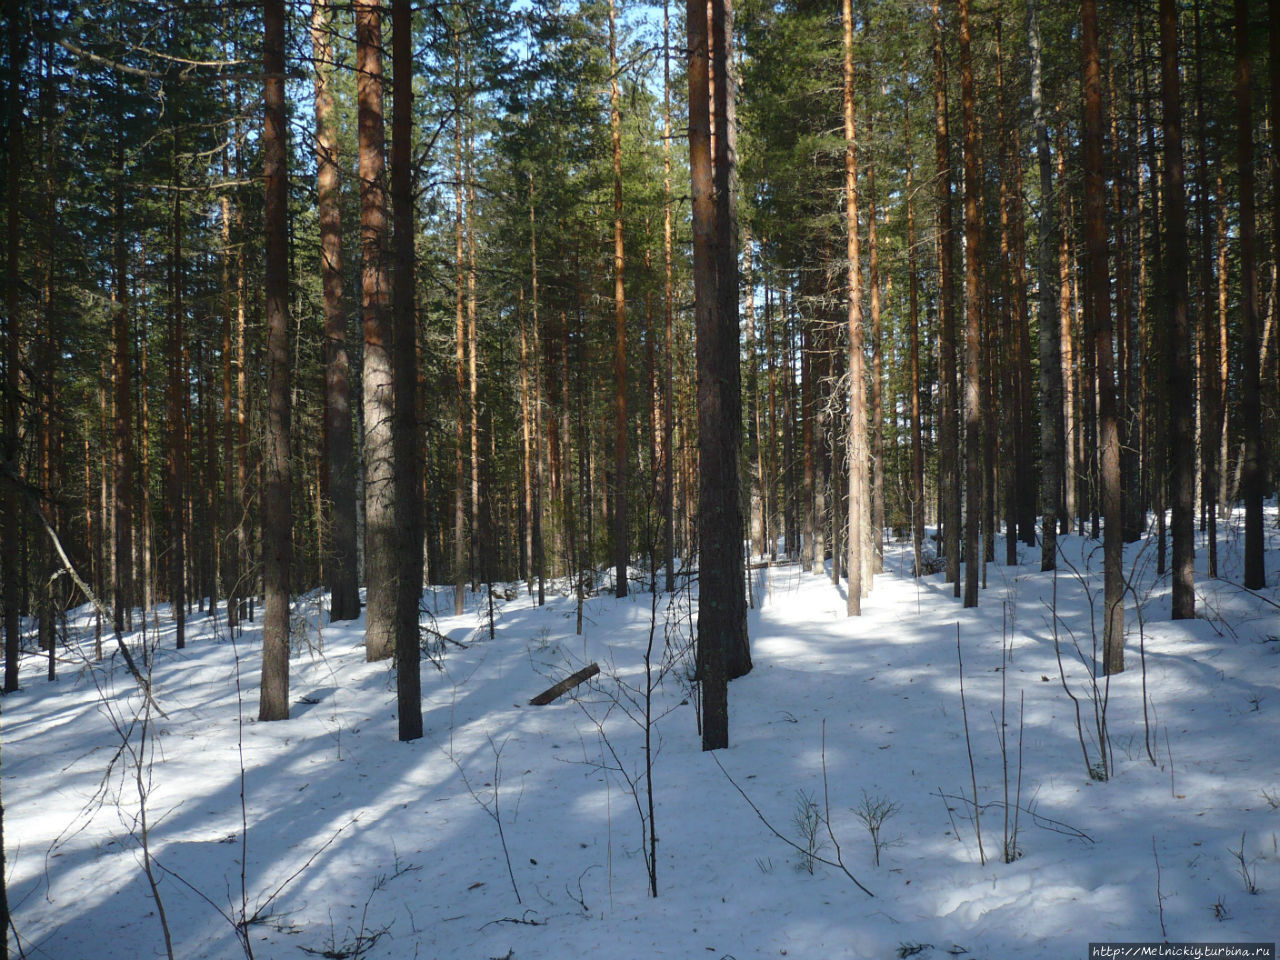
[1,0,1278,957]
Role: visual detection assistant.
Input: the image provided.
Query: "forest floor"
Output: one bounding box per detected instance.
[5,512,1280,960]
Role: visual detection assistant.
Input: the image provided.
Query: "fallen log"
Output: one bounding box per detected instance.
[528,662,600,705]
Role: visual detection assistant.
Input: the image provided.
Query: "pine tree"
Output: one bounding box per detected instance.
[259,0,292,722]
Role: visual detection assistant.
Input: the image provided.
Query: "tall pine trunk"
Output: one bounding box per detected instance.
[903,54,924,577]
[112,195,133,638]
[610,0,629,599]
[314,0,360,622]
[959,0,982,609]
[712,0,750,680]
[867,111,884,579]
[1193,0,1219,576]
[691,0,732,749]
[391,0,422,741]
[932,0,960,596]
[357,0,395,661]
[662,0,675,591]
[1161,0,1195,619]
[1082,0,1124,673]
[1028,0,1061,572]
[167,136,186,650]
[453,38,467,616]
[2,0,23,697]
[843,0,866,615]
[1235,0,1265,590]
[259,0,292,721]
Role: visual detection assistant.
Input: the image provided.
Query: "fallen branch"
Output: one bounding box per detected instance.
[3,461,162,713]
[931,790,1093,843]
[529,662,600,705]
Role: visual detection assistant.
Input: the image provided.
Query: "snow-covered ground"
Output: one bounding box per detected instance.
[5,515,1278,960]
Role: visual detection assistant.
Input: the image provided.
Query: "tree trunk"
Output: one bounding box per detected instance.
[662,0,675,591]
[112,194,133,640]
[529,178,545,605]
[903,53,924,577]
[1082,0,1123,673]
[453,39,467,616]
[1028,0,1061,572]
[691,0,731,750]
[843,0,866,616]
[1235,0,1265,590]
[867,111,884,578]
[2,0,21,703]
[711,0,750,680]
[259,0,292,721]
[314,0,360,623]
[168,136,186,650]
[959,0,982,609]
[391,0,422,741]
[996,10,1017,569]
[610,0,629,599]
[466,96,480,594]
[1161,0,1195,619]
[357,0,395,661]
[1193,0,1219,576]
[932,0,960,596]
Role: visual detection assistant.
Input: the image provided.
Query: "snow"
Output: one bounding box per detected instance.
[5,515,1279,960]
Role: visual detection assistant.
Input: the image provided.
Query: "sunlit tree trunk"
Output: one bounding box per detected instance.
[259,0,292,720]
[357,0,395,661]
[453,38,467,616]
[711,0,750,679]
[843,0,866,616]
[112,188,133,640]
[609,0,628,599]
[903,53,924,577]
[867,110,884,578]
[314,0,360,623]
[932,0,960,596]
[662,0,675,591]
[167,134,186,650]
[691,0,744,749]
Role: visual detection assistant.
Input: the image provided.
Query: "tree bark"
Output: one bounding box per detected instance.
[662,0,675,592]
[259,0,292,721]
[691,0,728,749]
[453,37,467,616]
[112,193,133,641]
[1235,0,1265,590]
[313,0,360,623]
[903,54,924,578]
[1161,0,1195,619]
[391,0,422,741]
[867,111,884,579]
[932,0,960,596]
[358,0,395,661]
[610,0,629,599]
[1028,0,1061,572]
[711,0,750,680]
[959,0,982,609]
[843,0,866,616]
[167,134,186,650]
[1193,0,1219,576]
[1082,0,1124,673]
